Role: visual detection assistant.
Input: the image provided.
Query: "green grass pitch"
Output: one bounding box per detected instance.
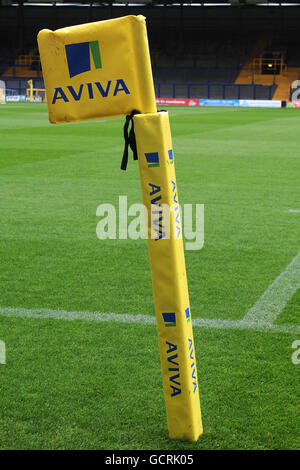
[0,103,299,449]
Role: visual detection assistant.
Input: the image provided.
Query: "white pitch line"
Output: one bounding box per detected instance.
[0,306,299,335]
[0,307,155,325]
[193,318,300,335]
[287,210,300,213]
[243,251,300,324]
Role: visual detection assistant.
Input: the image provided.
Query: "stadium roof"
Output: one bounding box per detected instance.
[4,0,300,6]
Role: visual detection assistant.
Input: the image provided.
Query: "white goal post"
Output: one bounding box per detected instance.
[0,80,6,104]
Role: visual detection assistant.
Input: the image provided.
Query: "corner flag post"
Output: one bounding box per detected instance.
[37,15,203,441]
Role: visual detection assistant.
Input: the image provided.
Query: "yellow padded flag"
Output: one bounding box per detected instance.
[134,111,203,441]
[37,15,156,123]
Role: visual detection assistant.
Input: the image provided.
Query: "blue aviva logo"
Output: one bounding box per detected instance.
[185,307,191,323]
[145,152,159,168]
[145,150,173,168]
[65,41,102,78]
[162,312,176,327]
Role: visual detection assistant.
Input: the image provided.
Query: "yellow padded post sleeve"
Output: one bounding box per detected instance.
[134,111,203,441]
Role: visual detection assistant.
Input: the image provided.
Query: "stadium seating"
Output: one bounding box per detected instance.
[2,53,42,78]
[235,32,300,100]
[1,19,299,101]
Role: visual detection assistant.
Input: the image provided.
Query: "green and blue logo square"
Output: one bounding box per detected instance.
[65,40,102,78]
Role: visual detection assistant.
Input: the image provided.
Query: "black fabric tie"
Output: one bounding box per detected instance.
[121,109,140,171]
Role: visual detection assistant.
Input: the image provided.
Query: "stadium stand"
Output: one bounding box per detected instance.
[1,4,300,101]
[0,35,276,101]
[2,52,41,78]
[235,31,300,100]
